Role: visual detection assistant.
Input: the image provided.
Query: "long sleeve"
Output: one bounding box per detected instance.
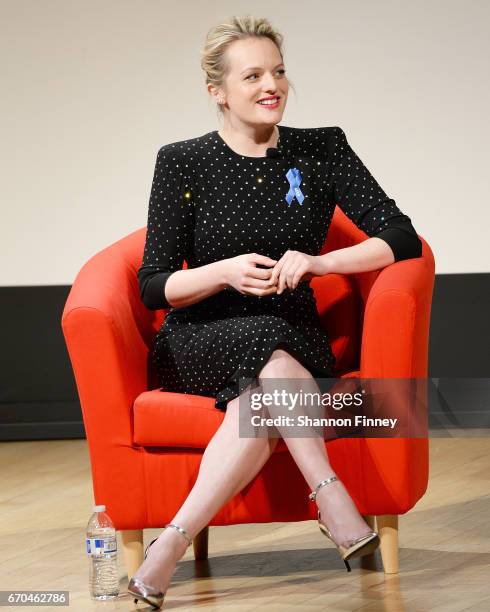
[137,146,194,310]
[328,126,422,262]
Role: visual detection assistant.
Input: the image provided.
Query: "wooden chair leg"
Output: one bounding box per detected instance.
[360,515,377,570]
[193,526,209,560]
[377,514,399,574]
[121,529,144,580]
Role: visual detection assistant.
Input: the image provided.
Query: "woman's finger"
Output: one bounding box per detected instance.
[277,258,295,293]
[269,251,288,286]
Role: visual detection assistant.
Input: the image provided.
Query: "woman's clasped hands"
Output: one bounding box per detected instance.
[225,250,330,297]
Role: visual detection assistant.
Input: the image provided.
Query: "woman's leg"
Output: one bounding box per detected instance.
[131,384,279,592]
[258,349,374,549]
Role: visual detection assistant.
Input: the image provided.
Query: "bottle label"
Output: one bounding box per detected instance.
[86,537,117,556]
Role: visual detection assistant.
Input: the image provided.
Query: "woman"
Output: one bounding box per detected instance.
[129,14,422,609]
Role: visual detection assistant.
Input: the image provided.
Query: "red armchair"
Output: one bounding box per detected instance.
[61,206,434,578]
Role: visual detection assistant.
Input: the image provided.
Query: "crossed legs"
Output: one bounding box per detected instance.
[131,348,372,594]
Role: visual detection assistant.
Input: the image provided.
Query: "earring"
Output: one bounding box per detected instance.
[217,97,225,105]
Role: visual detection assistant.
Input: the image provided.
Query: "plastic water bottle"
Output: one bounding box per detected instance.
[86,504,119,600]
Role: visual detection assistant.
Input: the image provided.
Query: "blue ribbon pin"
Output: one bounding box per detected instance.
[285,167,305,206]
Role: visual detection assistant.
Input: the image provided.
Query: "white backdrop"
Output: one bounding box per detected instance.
[2,0,489,284]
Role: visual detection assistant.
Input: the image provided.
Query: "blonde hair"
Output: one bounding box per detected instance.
[200,15,294,116]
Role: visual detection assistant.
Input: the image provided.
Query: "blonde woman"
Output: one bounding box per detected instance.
[129,14,422,609]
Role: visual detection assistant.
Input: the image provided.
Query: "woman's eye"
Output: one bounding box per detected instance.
[246,69,286,81]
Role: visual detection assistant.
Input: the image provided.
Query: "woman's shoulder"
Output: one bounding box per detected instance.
[280,124,347,159]
[159,132,213,156]
[155,130,215,166]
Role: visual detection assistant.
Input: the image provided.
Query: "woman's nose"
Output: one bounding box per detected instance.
[261,72,278,91]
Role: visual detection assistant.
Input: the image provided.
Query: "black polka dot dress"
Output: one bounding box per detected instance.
[138,125,422,411]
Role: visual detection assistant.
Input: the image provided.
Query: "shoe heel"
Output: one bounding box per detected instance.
[310,476,380,573]
[128,522,193,609]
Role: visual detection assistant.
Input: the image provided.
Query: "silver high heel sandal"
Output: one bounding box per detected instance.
[309,476,380,572]
[127,523,192,610]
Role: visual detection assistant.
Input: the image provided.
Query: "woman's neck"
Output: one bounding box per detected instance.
[218,123,279,156]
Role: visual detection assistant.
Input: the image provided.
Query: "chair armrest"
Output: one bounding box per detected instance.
[346,240,433,515]
[360,238,435,378]
[62,243,149,447]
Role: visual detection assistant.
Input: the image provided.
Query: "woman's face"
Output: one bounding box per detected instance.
[219,36,289,127]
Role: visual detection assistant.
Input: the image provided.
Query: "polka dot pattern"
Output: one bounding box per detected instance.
[138,125,422,411]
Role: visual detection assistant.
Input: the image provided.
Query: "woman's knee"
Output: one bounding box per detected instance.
[259,348,311,379]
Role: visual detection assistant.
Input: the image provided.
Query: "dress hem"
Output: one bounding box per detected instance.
[214,339,335,412]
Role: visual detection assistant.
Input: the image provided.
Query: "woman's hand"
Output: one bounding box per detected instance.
[223,253,278,296]
[269,250,330,294]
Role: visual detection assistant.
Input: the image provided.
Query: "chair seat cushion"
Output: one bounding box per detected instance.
[133,369,361,450]
[133,389,292,451]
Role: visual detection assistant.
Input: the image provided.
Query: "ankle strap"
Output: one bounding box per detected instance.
[309,475,339,501]
[164,523,192,547]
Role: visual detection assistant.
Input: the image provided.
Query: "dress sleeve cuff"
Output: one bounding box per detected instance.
[138,269,174,310]
[373,222,423,262]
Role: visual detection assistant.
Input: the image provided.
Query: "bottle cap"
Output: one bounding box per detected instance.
[93,504,106,512]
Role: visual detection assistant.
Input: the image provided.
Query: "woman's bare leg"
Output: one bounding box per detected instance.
[131,384,279,593]
[258,349,374,549]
